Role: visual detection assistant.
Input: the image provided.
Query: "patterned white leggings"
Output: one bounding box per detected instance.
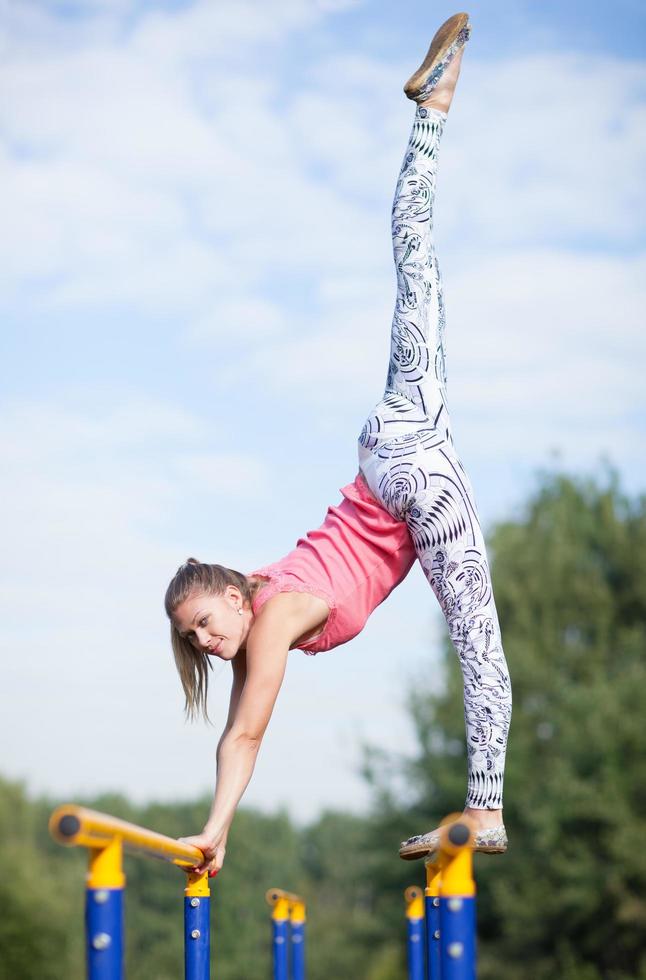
[358,106,512,809]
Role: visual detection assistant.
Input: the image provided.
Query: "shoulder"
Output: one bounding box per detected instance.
[251,589,330,647]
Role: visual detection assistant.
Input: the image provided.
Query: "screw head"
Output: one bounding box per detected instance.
[448,942,464,959]
[190,898,200,908]
[93,890,110,905]
[448,897,463,912]
[191,929,201,940]
[433,929,441,940]
[92,933,111,951]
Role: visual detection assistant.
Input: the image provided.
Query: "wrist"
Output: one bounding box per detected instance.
[203,816,229,841]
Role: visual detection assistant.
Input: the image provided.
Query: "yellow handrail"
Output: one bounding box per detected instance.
[49,804,204,870]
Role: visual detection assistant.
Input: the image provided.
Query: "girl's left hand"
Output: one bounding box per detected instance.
[179,830,227,876]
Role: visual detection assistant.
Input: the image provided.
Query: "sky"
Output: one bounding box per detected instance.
[1,0,645,827]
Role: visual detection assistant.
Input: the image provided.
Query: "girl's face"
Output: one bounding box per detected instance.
[173,588,248,661]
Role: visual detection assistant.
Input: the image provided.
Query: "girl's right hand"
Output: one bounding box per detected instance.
[179,830,227,876]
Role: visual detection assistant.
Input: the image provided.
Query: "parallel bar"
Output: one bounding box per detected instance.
[49,805,204,869]
[405,886,425,980]
[267,889,306,980]
[51,804,213,980]
[266,888,305,907]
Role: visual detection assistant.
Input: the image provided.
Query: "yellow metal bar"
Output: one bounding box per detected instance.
[424,855,442,897]
[404,885,425,920]
[265,888,306,922]
[87,837,125,889]
[441,847,475,897]
[49,804,204,870]
[185,871,211,898]
[438,816,476,898]
[290,899,306,925]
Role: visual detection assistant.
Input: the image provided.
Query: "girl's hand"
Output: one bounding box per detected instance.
[179,830,227,876]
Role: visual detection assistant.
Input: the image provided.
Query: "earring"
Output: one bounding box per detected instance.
[237,608,243,616]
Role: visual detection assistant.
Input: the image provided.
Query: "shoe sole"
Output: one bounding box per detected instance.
[399,841,507,860]
[403,12,470,100]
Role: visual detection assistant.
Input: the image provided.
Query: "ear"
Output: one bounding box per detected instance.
[225,585,242,605]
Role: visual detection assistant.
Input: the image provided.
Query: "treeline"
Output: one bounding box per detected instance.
[2,468,646,980]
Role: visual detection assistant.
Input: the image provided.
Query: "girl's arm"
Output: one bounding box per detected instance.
[217,647,248,747]
[184,600,299,873]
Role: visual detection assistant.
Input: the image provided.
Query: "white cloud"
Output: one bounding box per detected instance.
[0,400,269,601]
[189,299,288,343]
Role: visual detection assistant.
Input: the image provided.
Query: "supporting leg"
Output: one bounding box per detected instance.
[404,452,512,810]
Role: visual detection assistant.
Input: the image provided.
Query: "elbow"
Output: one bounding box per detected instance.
[229,727,264,750]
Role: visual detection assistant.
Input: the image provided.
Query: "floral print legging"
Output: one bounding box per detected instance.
[358,106,512,809]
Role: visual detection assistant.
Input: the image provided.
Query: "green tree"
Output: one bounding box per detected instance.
[365,467,646,980]
[0,779,82,980]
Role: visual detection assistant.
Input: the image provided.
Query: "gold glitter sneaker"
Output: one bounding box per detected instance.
[403,12,472,106]
[399,824,507,860]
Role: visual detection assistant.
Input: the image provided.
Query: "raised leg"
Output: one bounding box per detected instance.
[386,106,452,443]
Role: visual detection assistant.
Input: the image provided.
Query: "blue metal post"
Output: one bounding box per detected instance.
[290,913,306,980]
[439,895,476,980]
[404,886,425,980]
[184,873,211,980]
[424,859,442,980]
[272,916,289,980]
[85,839,125,980]
[86,887,124,980]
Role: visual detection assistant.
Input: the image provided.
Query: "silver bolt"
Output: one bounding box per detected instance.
[190,898,200,908]
[448,897,463,912]
[433,929,441,940]
[191,929,201,940]
[432,897,440,908]
[448,942,464,959]
[94,890,109,905]
[92,933,111,951]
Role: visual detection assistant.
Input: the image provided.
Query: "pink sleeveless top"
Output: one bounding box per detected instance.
[250,473,416,654]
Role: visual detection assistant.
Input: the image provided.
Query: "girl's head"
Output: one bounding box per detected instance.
[164,559,258,720]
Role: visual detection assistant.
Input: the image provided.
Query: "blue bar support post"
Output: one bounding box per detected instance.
[184,871,211,980]
[405,886,425,980]
[439,822,477,980]
[270,896,290,980]
[424,857,442,980]
[85,838,125,980]
[290,898,306,980]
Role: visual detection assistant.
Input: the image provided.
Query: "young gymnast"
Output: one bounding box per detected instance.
[166,13,512,876]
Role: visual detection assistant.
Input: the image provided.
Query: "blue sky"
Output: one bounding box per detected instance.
[1,0,645,823]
